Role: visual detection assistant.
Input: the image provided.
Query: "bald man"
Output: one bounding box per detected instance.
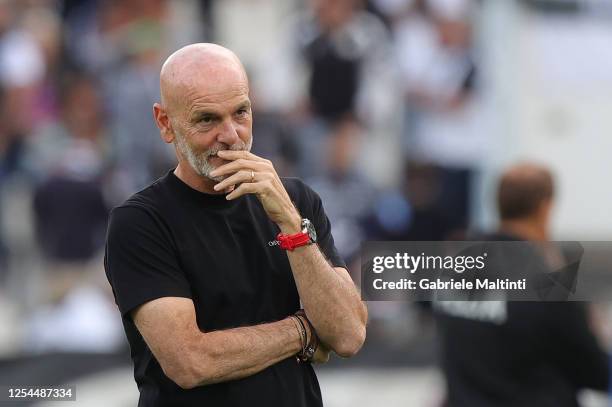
[104,44,367,406]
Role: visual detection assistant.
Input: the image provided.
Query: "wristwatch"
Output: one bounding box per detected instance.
[276,219,317,251]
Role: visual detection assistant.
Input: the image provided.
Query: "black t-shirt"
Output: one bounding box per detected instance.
[104,170,346,407]
[434,233,609,407]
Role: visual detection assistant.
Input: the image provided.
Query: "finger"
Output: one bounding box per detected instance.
[217,149,268,163]
[313,346,330,364]
[214,170,273,192]
[210,158,268,178]
[314,352,330,364]
[213,170,252,192]
[225,180,264,200]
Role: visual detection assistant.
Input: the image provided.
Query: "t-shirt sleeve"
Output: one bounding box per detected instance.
[104,205,192,318]
[296,180,347,270]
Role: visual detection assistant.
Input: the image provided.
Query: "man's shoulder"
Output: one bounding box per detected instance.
[281,177,319,203]
[281,176,306,192]
[106,174,177,244]
[112,174,171,216]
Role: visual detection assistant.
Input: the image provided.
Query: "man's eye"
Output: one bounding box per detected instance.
[236,109,249,117]
[200,116,214,124]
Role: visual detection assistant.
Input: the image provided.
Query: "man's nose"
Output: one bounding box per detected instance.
[217,118,239,145]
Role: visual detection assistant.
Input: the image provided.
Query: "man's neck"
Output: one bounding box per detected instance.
[499,219,547,242]
[174,163,221,195]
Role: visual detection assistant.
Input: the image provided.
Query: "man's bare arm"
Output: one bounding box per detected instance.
[210,150,367,357]
[132,297,303,389]
[287,250,367,357]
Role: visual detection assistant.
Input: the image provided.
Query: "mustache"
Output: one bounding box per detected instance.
[206,143,249,157]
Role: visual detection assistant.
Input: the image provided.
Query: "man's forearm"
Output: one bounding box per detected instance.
[286,244,367,357]
[182,318,302,388]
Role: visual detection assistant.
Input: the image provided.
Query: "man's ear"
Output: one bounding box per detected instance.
[153,103,175,144]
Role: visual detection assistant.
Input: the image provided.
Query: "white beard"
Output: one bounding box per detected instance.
[174,130,252,182]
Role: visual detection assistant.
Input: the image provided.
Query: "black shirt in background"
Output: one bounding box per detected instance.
[104,170,346,407]
[435,233,609,407]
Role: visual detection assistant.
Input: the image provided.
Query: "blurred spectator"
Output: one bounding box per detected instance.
[93,1,166,197]
[24,72,109,180]
[434,163,609,406]
[307,118,376,262]
[261,0,401,181]
[364,162,453,241]
[32,143,108,265]
[19,69,117,352]
[394,0,484,232]
[21,73,110,302]
[249,88,301,177]
[21,3,63,126]
[0,0,46,161]
[0,0,53,285]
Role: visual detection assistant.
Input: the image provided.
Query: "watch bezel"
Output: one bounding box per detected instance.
[301,218,317,243]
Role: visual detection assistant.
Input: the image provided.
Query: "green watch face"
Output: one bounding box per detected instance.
[301,218,317,243]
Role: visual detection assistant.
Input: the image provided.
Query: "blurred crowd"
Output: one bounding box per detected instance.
[0,0,206,354]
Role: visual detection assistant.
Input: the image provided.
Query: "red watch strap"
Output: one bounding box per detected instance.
[276,232,311,251]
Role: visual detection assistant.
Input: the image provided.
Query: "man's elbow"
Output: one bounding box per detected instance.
[333,324,366,358]
[169,370,199,390]
[162,362,198,389]
[162,354,216,389]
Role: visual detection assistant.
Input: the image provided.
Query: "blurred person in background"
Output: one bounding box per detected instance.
[434,163,609,406]
[306,118,376,264]
[248,84,301,178]
[364,161,453,242]
[0,0,61,168]
[394,0,484,234]
[25,72,110,183]
[261,0,401,183]
[0,0,46,140]
[20,72,122,353]
[103,0,177,199]
[0,0,53,298]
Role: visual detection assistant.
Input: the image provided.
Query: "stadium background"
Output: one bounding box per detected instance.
[0,0,611,405]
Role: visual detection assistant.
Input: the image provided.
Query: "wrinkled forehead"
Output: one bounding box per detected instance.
[187,65,247,103]
[161,53,249,115]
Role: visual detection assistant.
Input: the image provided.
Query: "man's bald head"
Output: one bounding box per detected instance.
[153,43,253,187]
[497,163,554,221]
[159,43,248,115]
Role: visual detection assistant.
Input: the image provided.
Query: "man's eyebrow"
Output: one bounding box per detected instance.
[236,100,252,109]
[190,110,219,121]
